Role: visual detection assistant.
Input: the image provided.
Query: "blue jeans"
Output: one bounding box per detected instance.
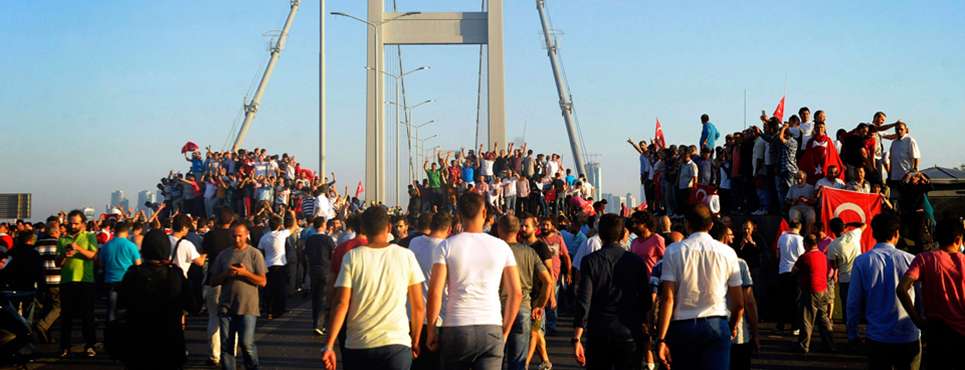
[546,283,560,332]
[342,344,412,370]
[440,325,504,370]
[667,317,731,370]
[220,314,259,370]
[504,306,532,370]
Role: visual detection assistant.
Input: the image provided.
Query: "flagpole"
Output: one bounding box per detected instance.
[783,73,788,120]
[743,89,747,129]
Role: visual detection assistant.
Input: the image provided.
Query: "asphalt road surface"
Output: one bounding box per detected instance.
[19,296,867,369]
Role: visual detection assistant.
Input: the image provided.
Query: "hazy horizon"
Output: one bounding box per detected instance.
[2,0,964,221]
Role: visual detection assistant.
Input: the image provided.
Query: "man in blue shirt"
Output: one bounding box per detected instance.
[564,169,577,187]
[98,222,141,322]
[847,212,920,369]
[559,217,587,258]
[699,114,720,152]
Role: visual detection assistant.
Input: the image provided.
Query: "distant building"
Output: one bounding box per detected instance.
[626,193,638,209]
[110,190,129,213]
[601,193,625,214]
[82,207,96,220]
[137,190,156,213]
[585,162,602,201]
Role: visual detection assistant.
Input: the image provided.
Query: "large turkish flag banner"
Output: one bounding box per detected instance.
[821,188,884,252]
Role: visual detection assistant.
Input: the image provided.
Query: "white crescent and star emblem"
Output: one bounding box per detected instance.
[833,202,867,224]
[696,188,708,202]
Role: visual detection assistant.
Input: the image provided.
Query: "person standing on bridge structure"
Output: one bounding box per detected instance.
[209,221,267,370]
[322,206,426,370]
[700,114,720,154]
[898,218,965,369]
[847,212,921,369]
[57,210,99,359]
[572,213,649,370]
[655,204,744,370]
[409,212,452,370]
[425,192,523,370]
[498,214,552,370]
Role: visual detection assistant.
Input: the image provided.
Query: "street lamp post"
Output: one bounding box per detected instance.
[417,134,438,172]
[412,120,436,181]
[366,66,429,207]
[331,10,420,203]
[393,101,432,183]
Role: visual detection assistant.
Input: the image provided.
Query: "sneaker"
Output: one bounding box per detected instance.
[792,329,801,336]
[59,350,70,359]
[314,328,324,336]
[85,347,97,358]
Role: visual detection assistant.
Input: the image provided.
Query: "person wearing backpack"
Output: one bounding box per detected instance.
[114,229,191,369]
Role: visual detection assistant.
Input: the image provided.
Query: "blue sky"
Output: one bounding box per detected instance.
[2,0,964,220]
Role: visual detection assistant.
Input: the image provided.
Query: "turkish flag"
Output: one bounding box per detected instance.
[654,118,667,150]
[181,141,199,154]
[798,135,845,184]
[355,181,365,199]
[820,188,884,252]
[773,96,786,122]
[773,218,790,261]
[689,184,717,205]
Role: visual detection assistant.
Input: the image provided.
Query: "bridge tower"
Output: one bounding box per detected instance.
[363,0,506,203]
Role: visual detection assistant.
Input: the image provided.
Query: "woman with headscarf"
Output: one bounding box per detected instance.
[114,230,190,369]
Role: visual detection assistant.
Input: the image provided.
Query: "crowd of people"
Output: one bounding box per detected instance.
[0,106,962,370]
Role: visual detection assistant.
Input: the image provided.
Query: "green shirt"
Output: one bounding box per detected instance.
[426,169,443,188]
[58,232,99,283]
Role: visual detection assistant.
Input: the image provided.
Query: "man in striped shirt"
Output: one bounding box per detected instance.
[34,216,63,343]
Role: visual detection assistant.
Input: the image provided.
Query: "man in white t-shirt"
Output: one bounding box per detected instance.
[799,108,818,151]
[677,155,699,214]
[655,204,744,370]
[776,221,805,333]
[322,206,425,370]
[888,122,920,182]
[169,214,204,279]
[826,217,865,325]
[257,211,295,319]
[408,212,452,370]
[426,192,522,370]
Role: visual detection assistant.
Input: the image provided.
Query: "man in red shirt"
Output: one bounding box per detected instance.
[539,217,571,336]
[628,211,666,276]
[792,234,835,353]
[898,218,965,367]
[0,223,15,251]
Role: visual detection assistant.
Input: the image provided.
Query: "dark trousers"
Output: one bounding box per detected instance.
[585,336,643,370]
[676,188,692,215]
[730,342,753,370]
[36,285,61,333]
[798,291,834,352]
[867,339,921,370]
[439,325,504,370]
[60,282,96,351]
[309,269,325,330]
[838,283,850,324]
[667,317,731,370]
[412,326,439,370]
[926,321,965,370]
[776,273,798,330]
[342,344,412,370]
[265,266,288,317]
